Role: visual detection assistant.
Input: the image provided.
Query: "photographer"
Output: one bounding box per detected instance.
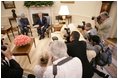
[92,11,112,40]
[1,44,23,78]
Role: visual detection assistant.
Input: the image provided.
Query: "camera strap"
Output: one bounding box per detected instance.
[53,56,73,78]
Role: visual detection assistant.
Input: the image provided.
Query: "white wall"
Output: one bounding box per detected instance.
[52,1,102,27]
[55,1,101,17]
[2,1,116,38]
[1,1,28,17]
[1,1,102,27]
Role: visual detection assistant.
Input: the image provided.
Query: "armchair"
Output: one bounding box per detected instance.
[16,17,33,36]
[44,16,53,37]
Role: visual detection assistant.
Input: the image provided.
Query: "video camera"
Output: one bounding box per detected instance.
[1,39,7,59]
[92,16,102,24]
[1,45,7,60]
[64,27,70,43]
[92,16,101,21]
[77,21,86,30]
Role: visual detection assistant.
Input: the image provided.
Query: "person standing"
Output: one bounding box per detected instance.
[1,45,23,78]
[95,11,112,40]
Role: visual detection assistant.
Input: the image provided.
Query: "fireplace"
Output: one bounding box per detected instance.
[32,13,49,24]
[28,7,52,24]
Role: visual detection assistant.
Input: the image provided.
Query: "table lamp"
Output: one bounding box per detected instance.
[59,5,69,24]
[59,5,70,43]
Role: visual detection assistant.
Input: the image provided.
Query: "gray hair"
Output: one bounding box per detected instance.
[20,13,25,18]
[49,41,68,58]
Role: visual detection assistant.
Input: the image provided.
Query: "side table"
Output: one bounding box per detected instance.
[53,24,63,32]
[1,26,15,42]
[12,38,36,64]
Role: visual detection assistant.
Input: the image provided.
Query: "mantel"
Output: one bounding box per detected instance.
[28,6,51,10]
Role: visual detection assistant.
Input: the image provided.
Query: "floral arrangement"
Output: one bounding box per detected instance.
[14,35,31,46]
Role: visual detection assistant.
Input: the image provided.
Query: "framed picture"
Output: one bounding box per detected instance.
[100,1,113,13]
[60,1,74,4]
[2,1,15,9]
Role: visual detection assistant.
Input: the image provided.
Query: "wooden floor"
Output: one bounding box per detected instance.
[107,38,117,44]
[2,28,117,78]
[2,28,51,75]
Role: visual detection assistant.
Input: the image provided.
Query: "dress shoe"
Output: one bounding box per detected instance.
[39,36,43,40]
[42,35,45,39]
[103,74,109,78]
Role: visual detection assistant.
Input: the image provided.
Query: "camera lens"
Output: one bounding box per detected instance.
[1,45,7,51]
[91,17,95,20]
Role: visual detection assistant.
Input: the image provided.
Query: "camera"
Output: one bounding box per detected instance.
[64,28,70,43]
[1,45,7,59]
[92,16,102,24]
[64,28,70,31]
[1,45,7,51]
[64,27,70,36]
[92,16,101,21]
[78,21,86,30]
[52,36,58,41]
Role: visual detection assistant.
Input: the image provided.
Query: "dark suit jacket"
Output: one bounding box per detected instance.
[66,40,94,78]
[20,18,29,27]
[35,16,47,27]
[1,59,23,78]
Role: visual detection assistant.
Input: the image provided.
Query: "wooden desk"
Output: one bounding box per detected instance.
[12,38,36,64]
[1,26,15,42]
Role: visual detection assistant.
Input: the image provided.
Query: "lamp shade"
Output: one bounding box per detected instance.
[59,5,69,15]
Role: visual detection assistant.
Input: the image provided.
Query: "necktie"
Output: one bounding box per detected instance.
[40,17,42,23]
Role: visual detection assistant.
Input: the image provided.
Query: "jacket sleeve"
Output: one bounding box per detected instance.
[20,18,29,27]
[43,17,48,26]
[66,43,73,57]
[33,19,40,26]
[8,59,23,78]
[26,18,29,25]
[9,59,22,69]
[1,59,23,78]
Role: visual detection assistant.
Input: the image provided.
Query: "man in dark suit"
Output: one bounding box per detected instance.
[66,31,94,78]
[34,12,48,40]
[1,45,23,78]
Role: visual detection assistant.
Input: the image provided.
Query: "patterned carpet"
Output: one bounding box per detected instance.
[104,39,117,78]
